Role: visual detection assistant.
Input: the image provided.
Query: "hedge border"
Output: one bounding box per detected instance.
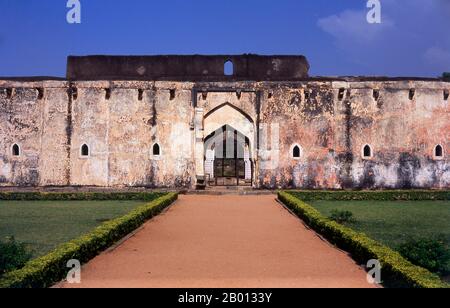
[286,190,449,201]
[0,192,178,288]
[0,191,168,201]
[278,191,449,288]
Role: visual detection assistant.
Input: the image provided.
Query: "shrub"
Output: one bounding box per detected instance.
[278,191,449,288]
[288,190,449,202]
[0,237,33,276]
[398,236,450,275]
[0,192,177,288]
[0,192,167,201]
[329,209,356,224]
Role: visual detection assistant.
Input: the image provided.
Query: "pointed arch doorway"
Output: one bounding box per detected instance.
[204,125,252,186]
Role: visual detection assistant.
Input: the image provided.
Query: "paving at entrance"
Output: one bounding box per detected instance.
[59,195,376,288]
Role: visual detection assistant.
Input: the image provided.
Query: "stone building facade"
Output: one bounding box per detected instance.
[0,55,448,189]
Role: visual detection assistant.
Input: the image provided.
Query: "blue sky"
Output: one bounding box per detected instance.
[0,0,449,77]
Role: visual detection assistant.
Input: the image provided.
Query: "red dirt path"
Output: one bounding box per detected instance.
[58,195,376,288]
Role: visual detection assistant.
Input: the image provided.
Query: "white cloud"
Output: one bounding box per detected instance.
[316,0,450,76]
[318,9,394,45]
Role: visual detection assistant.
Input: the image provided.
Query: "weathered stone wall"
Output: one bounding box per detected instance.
[67,55,310,81]
[0,81,69,186]
[258,82,337,188]
[334,81,449,189]
[257,80,449,189]
[0,80,196,188]
[67,81,195,188]
[0,78,448,189]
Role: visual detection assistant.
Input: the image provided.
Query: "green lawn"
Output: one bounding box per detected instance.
[308,200,450,249]
[0,200,147,257]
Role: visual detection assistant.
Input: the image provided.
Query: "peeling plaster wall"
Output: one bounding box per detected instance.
[68,81,195,188]
[257,80,449,189]
[150,82,194,187]
[0,79,448,189]
[259,82,337,189]
[40,86,71,186]
[333,81,450,189]
[70,86,109,186]
[0,80,195,188]
[0,87,43,186]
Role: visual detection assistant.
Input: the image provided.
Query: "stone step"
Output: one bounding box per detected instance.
[184,188,275,196]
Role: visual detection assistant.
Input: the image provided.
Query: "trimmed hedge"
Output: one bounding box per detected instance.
[0,192,178,288]
[0,191,168,201]
[288,190,449,202]
[278,191,449,288]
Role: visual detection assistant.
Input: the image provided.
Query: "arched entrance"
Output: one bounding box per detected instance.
[201,102,255,187]
[204,125,252,186]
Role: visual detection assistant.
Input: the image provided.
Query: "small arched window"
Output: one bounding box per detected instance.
[291,144,301,159]
[224,60,233,76]
[362,144,372,159]
[12,144,20,157]
[152,143,161,156]
[81,144,89,157]
[293,146,301,158]
[434,144,443,159]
